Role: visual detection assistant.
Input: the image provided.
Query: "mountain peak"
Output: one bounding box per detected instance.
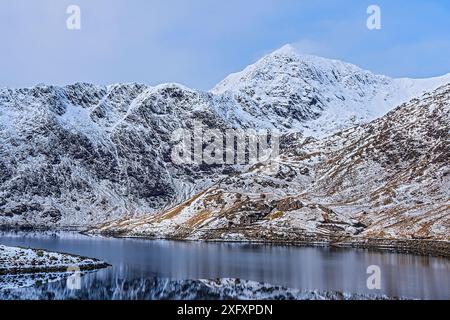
[209,44,450,136]
[211,44,378,95]
[268,43,327,61]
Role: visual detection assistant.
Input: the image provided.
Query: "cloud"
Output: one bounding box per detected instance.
[368,39,450,78]
[290,39,331,56]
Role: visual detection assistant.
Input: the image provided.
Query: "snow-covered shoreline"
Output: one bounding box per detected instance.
[0,245,109,289]
[0,245,109,275]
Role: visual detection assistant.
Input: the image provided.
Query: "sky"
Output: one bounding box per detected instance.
[1,0,450,90]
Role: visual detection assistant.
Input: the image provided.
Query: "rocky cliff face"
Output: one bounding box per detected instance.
[0,45,449,229]
[0,83,233,227]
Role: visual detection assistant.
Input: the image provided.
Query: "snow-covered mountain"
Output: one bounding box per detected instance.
[94,83,450,242]
[0,83,236,227]
[0,44,449,229]
[213,44,450,137]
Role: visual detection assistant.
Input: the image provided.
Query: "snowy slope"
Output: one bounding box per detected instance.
[213,44,450,137]
[0,83,241,227]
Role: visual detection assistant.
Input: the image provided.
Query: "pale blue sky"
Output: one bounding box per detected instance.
[1,0,450,89]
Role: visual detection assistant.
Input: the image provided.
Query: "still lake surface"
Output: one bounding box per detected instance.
[0,231,448,300]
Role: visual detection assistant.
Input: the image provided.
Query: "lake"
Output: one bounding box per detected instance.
[0,231,448,300]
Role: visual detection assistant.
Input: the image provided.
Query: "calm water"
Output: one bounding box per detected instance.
[0,231,449,300]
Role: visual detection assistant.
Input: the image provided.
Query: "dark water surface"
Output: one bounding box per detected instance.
[0,231,448,300]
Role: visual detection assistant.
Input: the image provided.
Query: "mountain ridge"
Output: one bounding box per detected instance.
[0,45,449,229]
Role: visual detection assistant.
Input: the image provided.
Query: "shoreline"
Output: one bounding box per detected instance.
[0,263,111,276]
[86,231,450,259]
[0,245,110,277]
[1,226,449,259]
